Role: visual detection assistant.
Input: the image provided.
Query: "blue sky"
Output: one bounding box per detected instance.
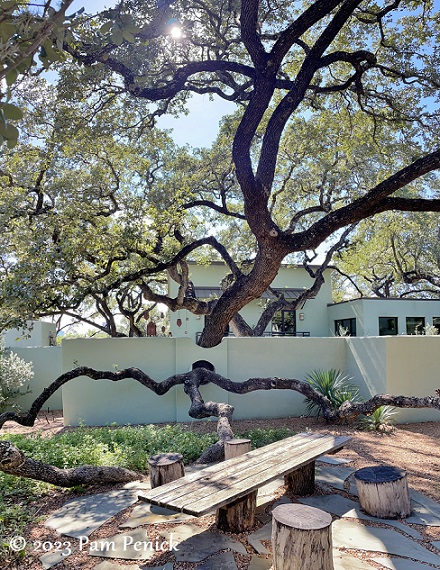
[68,0,232,148]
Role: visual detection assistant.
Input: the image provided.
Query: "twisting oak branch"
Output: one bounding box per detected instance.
[1,365,439,486]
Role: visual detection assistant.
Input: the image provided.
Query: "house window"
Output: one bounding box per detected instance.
[433,317,440,333]
[335,318,356,336]
[272,310,296,336]
[406,316,425,335]
[379,317,398,336]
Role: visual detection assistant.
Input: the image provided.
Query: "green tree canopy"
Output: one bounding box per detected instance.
[1,0,440,346]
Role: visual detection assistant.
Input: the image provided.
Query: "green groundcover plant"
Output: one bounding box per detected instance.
[0,423,295,554]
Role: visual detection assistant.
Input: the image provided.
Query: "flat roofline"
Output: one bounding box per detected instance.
[328,297,440,307]
[186,260,334,270]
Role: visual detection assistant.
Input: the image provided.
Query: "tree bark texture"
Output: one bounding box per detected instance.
[355,466,412,519]
[272,503,334,570]
[216,437,254,532]
[148,453,185,489]
[0,365,439,485]
[0,441,141,487]
[224,438,251,460]
[284,461,315,495]
[216,490,257,532]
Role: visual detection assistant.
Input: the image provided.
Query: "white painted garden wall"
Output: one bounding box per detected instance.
[58,336,439,426]
[12,347,63,411]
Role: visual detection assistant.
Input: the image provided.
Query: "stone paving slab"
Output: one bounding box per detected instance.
[248,522,272,554]
[372,557,440,569]
[94,562,145,570]
[45,490,139,538]
[299,494,423,540]
[160,523,246,563]
[248,555,272,570]
[316,466,355,491]
[333,553,377,569]
[257,478,283,498]
[40,548,75,569]
[405,490,440,526]
[142,562,174,570]
[88,528,167,561]
[332,519,440,566]
[432,541,440,549]
[196,551,238,569]
[122,480,151,491]
[120,503,194,528]
[410,490,440,518]
[318,455,354,465]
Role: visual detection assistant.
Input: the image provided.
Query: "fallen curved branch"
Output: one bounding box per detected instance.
[0,366,439,480]
[0,441,141,486]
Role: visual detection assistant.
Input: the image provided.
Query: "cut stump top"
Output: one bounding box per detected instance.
[148,453,183,466]
[354,465,406,483]
[272,503,332,530]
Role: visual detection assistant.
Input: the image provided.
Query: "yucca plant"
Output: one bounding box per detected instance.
[358,406,397,432]
[303,369,360,419]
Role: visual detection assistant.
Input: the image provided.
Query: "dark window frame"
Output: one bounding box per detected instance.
[272,310,296,336]
[335,318,356,336]
[379,317,398,336]
[406,316,425,335]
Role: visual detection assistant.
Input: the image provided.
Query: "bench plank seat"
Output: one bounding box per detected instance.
[139,433,351,517]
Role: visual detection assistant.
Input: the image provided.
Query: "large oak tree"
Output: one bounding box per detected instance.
[64,0,440,348]
[1,1,440,486]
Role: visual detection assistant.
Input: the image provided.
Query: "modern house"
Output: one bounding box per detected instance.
[327,298,440,336]
[168,262,440,340]
[168,262,334,341]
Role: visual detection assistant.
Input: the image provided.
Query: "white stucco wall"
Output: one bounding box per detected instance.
[10,347,62,411]
[3,321,56,348]
[385,337,440,422]
[60,335,440,426]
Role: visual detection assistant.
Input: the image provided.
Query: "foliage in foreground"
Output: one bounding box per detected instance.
[0,423,294,546]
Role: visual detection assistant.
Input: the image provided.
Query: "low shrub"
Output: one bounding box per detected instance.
[303,369,361,419]
[358,406,397,432]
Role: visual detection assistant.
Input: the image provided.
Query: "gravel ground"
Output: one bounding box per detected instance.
[2,412,440,570]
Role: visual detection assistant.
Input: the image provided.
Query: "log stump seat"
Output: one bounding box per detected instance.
[148,452,185,489]
[354,465,412,519]
[272,503,334,570]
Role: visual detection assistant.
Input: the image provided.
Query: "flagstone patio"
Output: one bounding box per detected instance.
[38,453,440,570]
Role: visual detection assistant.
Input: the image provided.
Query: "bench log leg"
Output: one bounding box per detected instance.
[284,461,315,495]
[216,490,257,532]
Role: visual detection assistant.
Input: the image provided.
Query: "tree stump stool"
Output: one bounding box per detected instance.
[224,438,251,460]
[272,503,334,570]
[216,438,254,532]
[148,453,185,489]
[354,465,411,519]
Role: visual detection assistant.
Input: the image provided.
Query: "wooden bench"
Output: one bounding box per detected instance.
[139,432,351,532]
